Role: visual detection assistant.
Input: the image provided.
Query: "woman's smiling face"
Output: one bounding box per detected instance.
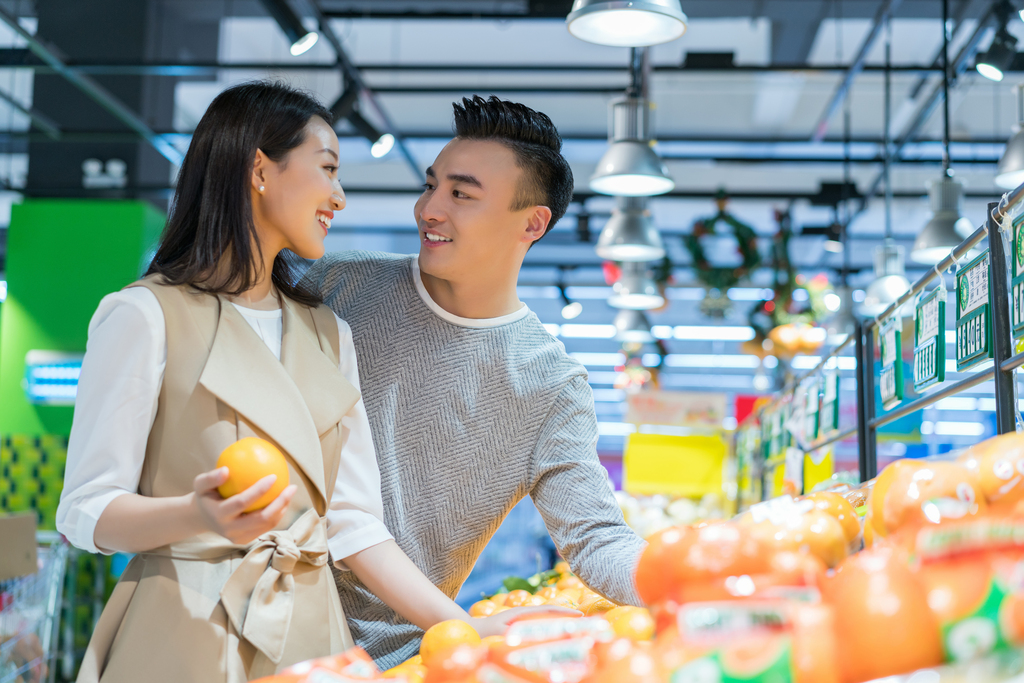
[252,115,345,260]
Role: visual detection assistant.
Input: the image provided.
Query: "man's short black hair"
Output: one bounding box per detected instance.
[453,95,573,240]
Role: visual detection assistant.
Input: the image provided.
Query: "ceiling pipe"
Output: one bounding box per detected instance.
[812,0,904,142]
[0,5,182,165]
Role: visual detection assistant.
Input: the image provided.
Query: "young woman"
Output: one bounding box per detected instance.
[57,82,564,683]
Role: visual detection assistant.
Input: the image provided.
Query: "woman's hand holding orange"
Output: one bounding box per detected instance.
[191,467,297,545]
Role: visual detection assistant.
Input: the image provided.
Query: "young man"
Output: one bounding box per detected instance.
[303,96,646,668]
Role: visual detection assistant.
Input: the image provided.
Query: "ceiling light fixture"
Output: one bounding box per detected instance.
[997,84,1024,189]
[558,283,583,320]
[591,49,674,196]
[913,0,972,264]
[595,196,666,261]
[566,0,687,47]
[859,241,912,318]
[976,2,1018,81]
[608,262,665,310]
[259,0,319,56]
[331,86,395,159]
[613,309,655,343]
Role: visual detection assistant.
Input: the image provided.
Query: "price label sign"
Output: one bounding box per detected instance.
[913,288,945,391]
[818,366,840,438]
[956,250,992,371]
[804,378,820,442]
[879,316,903,410]
[1013,214,1024,338]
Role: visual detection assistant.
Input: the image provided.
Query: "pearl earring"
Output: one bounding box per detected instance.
[259,185,265,192]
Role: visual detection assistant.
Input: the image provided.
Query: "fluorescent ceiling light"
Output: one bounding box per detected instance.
[566,0,687,47]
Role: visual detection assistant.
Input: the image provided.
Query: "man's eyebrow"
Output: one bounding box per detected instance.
[448,173,482,189]
[318,148,339,161]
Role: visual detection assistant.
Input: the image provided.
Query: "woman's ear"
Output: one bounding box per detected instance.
[251,149,268,194]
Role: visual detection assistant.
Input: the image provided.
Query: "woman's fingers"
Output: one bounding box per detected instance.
[193,467,229,494]
[253,485,296,523]
[221,475,277,516]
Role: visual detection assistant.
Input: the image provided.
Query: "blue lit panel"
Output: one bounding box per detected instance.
[23,351,84,405]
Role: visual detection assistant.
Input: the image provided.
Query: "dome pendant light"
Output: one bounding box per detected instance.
[997,84,1024,189]
[859,241,912,318]
[613,309,655,342]
[608,262,665,310]
[595,196,666,261]
[566,0,688,47]
[912,0,970,264]
[590,97,674,196]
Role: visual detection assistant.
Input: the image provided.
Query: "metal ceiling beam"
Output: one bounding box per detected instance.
[0,7,183,165]
[0,87,59,140]
[307,2,422,182]
[0,54,948,76]
[812,0,904,142]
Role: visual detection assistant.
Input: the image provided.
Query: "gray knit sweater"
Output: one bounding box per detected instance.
[303,252,646,668]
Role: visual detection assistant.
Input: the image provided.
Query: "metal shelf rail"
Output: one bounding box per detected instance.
[856,184,1024,481]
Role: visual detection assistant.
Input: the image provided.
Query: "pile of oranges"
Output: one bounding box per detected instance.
[259,431,1024,683]
[465,562,618,620]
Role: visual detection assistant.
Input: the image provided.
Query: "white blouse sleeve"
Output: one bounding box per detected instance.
[56,287,166,554]
[326,315,394,570]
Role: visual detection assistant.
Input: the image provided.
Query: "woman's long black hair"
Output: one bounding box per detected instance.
[147,81,332,306]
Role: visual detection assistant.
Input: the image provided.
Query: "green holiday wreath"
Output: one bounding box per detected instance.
[684,199,762,292]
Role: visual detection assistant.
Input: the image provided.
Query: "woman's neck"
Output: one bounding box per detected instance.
[228,240,281,310]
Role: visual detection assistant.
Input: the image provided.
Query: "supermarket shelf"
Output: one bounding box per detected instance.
[803,426,857,451]
[868,367,996,429]
[1002,351,1024,372]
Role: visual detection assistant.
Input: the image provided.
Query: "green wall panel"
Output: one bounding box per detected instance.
[0,200,164,435]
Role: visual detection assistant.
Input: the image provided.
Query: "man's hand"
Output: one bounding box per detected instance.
[192,467,296,544]
[472,606,582,638]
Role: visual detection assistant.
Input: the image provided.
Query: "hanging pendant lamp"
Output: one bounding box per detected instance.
[608,262,665,310]
[591,97,674,196]
[912,0,970,264]
[566,0,687,47]
[595,197,666,261]
[859,241,912,318]
[997,85,1024,189]
[614,309,655,342]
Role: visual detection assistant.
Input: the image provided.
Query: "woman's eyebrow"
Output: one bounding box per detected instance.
[318,148,339,161]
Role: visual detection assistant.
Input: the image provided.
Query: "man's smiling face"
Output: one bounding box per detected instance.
[414,137,538,283]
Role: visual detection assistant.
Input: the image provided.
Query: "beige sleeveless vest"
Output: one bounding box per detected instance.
[77,277,361,683]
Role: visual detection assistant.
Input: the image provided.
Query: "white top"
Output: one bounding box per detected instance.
[411,257,530,328]
[55,287,393,570]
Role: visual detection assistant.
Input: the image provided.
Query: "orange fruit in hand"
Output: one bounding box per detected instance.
[419,620,481,667]
[468,600,497,617]
[605,607,655,641]
[216,437,289,512]
[504,590,532,607]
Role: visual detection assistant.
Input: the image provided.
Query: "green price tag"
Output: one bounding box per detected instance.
[818,366,840,438]
[804,378,820,442]
[879,315,903,410]
[1013,215,1024,338]
[914,287,946,391]
[956,250,992,371]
